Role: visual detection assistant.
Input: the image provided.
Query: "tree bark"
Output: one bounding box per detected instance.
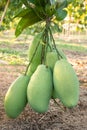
[0,0,10,26]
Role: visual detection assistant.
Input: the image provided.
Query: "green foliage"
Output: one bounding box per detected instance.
[15,9,43,37]
[0,0,22,30]
[13,0,71,36]
[55,9,67,21]
[0,0,6,11]
[0,0,87,32]
[67,0,87,30]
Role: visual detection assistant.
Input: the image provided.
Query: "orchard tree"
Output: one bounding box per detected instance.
[67,0,87,31]
[0,0,87,32]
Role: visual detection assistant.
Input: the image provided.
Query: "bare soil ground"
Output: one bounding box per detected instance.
[0,50,87,130]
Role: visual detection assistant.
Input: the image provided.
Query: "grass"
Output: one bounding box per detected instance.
[0,42,29,65]
[0,32,87,65]
[56,42,87,53]
[0,53,28,65]
[0,48,20,55]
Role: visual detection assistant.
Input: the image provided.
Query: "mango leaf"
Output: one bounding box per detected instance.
[51,22,62,33]
[14,8,31,18]
[21,0,29,7]
[55,9,67,21]
[67,0,73,4]
[21,0,46,19]
[56,0,67,9]
[28,0,35,4]
[27,0,42,8]
[15,10,42,37]
[28,0,46,7]
[50,0,56,5]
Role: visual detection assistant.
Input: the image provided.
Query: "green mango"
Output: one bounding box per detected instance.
[46,48,67,71]
[27,33,42,76]
[4,75,30,118]
[46,51,58,71]
[27,61,40,77]
[27,64,53,113]
[53,59,79,108]
[52,88,59,99]
[28,33,42,63]
[46,49,67,99]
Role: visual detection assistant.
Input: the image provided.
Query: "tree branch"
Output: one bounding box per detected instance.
[0,0,10,27]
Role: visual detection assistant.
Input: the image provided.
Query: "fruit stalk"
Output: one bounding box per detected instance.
[48,26,63,59]
[25,39,41,75]
[41,20,50,64]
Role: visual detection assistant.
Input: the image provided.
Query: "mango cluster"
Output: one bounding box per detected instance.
[4,34,79,119]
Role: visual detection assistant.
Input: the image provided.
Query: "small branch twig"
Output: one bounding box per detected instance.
[48,27,63,59]
[53,99,66,112]
[0,0,10,27]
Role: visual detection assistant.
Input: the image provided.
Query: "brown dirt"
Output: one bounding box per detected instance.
[0,50,87,130]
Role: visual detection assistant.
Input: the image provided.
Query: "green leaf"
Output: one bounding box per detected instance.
[28,0,45,6]
[50,0,55,5]
[28,0,35,4]
[56,0,67,10]
[15,10,42,37]
[14,8,31,18]
[21,0,30,8]
[67,0,73,4]
[51,23,62,33]
[55,9,67,21]
[45,4,55,17]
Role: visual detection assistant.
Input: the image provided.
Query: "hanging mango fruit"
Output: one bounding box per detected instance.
[4,0,79,118]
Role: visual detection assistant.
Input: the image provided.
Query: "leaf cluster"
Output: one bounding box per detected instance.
[67,0,87,30]
[14,0,71,37]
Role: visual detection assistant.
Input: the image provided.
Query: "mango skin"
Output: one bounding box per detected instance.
[4,75,30,118]
[53,59,79,108]
[46,49,67,99]
[46,48,67,71]
[52,89,59,99]
[27,33,42,76]
[28,33,42,63]
[27,61,40,77]
[27,64,53,113]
